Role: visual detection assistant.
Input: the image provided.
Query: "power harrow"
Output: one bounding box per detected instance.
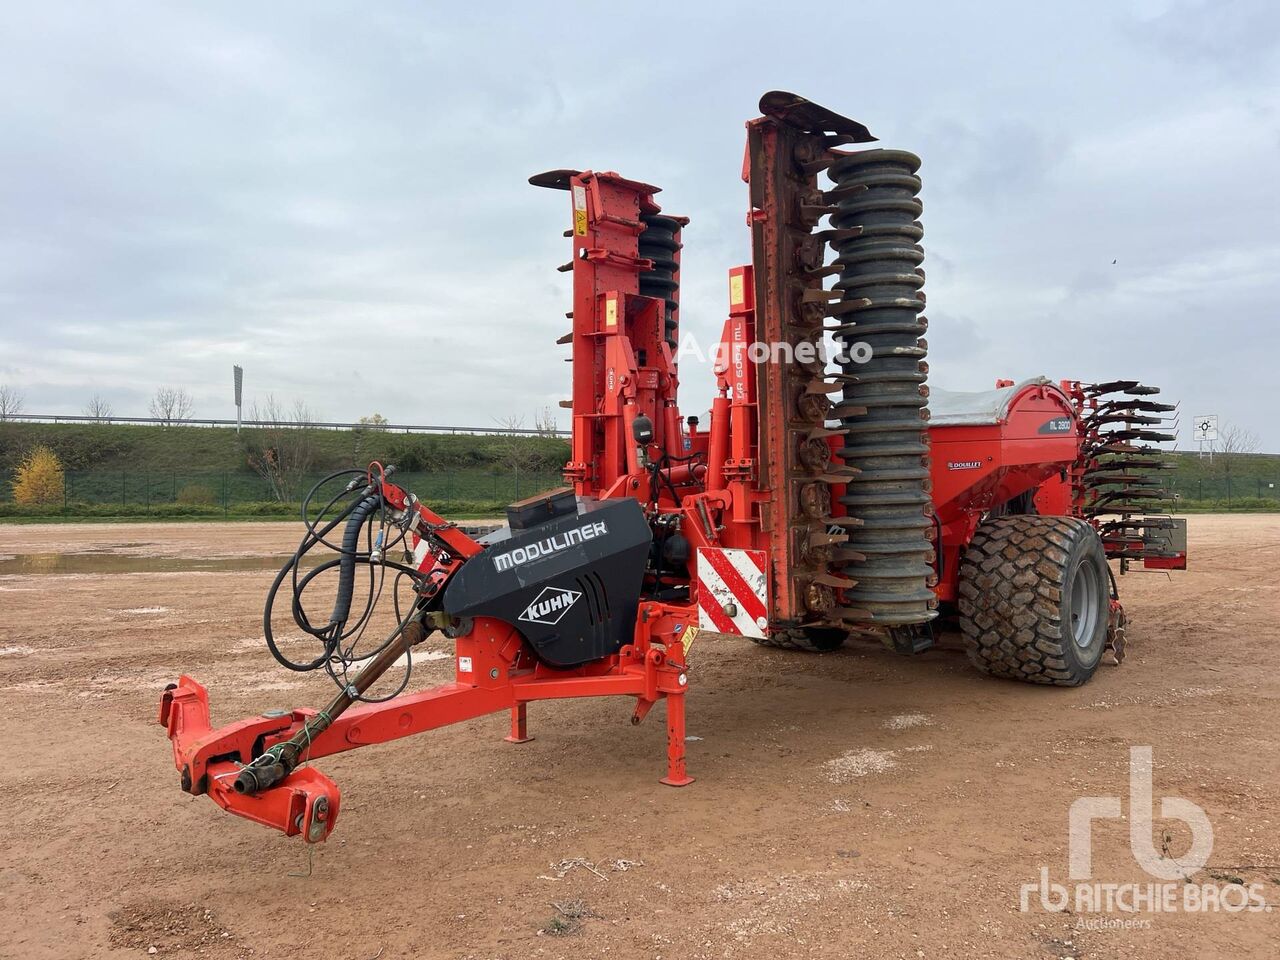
[160,93,1186,843]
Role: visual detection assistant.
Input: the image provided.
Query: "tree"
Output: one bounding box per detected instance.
[534,405,560,438]
[84,394,113,422]
[11,445,64,505]
[352,413,389,466]
[0,384,25,421]
[149,386,193,426]
[492,415,545,499]
[1216,422,1261,490]
[241,396,316,503]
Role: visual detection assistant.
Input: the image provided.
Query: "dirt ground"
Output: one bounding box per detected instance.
[0,516,1276,959]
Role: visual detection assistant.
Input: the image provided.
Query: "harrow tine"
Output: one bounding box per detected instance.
[1083,413,1166,427]
[1075,378,1181,565]
[1083,379,1141,396]
[1093,398,1178,415]
[1083,459,1174,474]
[1103,429,1178,443]
[1087,475,1165,487]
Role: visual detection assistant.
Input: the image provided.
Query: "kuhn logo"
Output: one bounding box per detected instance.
[947,460,983,470]
[518,586,582,626]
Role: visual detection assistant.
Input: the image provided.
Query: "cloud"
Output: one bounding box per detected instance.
[0,0,1275,449]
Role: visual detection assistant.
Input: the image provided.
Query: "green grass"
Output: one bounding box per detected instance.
[54,468,560,508]
[1164,498,1280,513]
[0,421,568,475]
[1,421,1277,520]
[1161,451,1280,503]
[0,421,567,519]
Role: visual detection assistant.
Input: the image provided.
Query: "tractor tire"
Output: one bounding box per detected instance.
[958,516,1108,686]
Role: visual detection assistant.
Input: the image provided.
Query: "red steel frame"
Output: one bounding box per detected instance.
[161,477,696,843]
[926,381,1081,603]
[160,120,1148,846]
[561,171,687,498]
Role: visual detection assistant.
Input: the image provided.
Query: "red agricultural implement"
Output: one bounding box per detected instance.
[160,92,1185,843]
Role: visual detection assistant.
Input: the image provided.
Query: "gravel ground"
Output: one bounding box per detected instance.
[0,515,1276,959]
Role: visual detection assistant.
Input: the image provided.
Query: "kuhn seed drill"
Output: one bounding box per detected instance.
[160,93,1186,843]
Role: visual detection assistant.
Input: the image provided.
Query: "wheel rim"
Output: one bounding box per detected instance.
[1069,558,1102,649]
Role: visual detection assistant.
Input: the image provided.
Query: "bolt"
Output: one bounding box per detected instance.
[308,796,330,841]
[678,673,688,686]
[489,667,499,680]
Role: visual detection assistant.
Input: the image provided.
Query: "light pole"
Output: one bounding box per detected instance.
[233,365,244,434]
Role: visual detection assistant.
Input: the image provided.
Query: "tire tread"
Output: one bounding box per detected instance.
[957,515,1102,687]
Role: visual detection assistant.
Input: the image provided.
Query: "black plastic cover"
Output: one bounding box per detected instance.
[443,498,652,668]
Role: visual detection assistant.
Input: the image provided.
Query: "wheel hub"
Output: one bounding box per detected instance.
[1069,558,1102,649]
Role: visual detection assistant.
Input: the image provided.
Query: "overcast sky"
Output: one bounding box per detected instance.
[1,1,1276,448]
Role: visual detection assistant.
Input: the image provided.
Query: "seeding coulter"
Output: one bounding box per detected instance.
[160,93,1186,843]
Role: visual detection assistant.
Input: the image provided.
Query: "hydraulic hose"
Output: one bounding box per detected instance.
[262,487,383,672]
[331,495,381,626]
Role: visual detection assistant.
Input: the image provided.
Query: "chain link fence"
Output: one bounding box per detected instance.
[4,463,1278,516]
[2,468,565,516]
[1167,474,1280,506]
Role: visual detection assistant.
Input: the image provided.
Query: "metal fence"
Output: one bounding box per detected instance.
[1166,475,1280,504]
[6,468,565,513]
[1,412,568,437]
[7,466,1277,512]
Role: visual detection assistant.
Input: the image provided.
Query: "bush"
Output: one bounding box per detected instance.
[176,483,217,506]
[236,500,299,516]
[11,445,64,505]
[386,436,433,472]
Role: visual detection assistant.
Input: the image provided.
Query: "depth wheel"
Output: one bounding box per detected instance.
[958,516,1108,686]
[750,625,848,652]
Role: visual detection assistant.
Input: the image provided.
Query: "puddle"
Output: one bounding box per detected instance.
[0,524,501,577]
[0,552,306,576]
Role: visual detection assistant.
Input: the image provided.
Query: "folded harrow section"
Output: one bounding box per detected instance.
[1074,380,1185,570]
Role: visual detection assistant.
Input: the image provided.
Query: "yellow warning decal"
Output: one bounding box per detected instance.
[605,297,617,328]
[572,185,588,237]
[680,625,700,656]
[729,273,744,306]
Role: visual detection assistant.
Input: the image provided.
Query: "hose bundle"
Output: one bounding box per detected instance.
[261,467,429,703]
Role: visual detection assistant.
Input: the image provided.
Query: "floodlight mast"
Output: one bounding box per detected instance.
[233,365,243,434]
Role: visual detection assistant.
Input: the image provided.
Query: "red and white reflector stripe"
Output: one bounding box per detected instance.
[696,547,769,638]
